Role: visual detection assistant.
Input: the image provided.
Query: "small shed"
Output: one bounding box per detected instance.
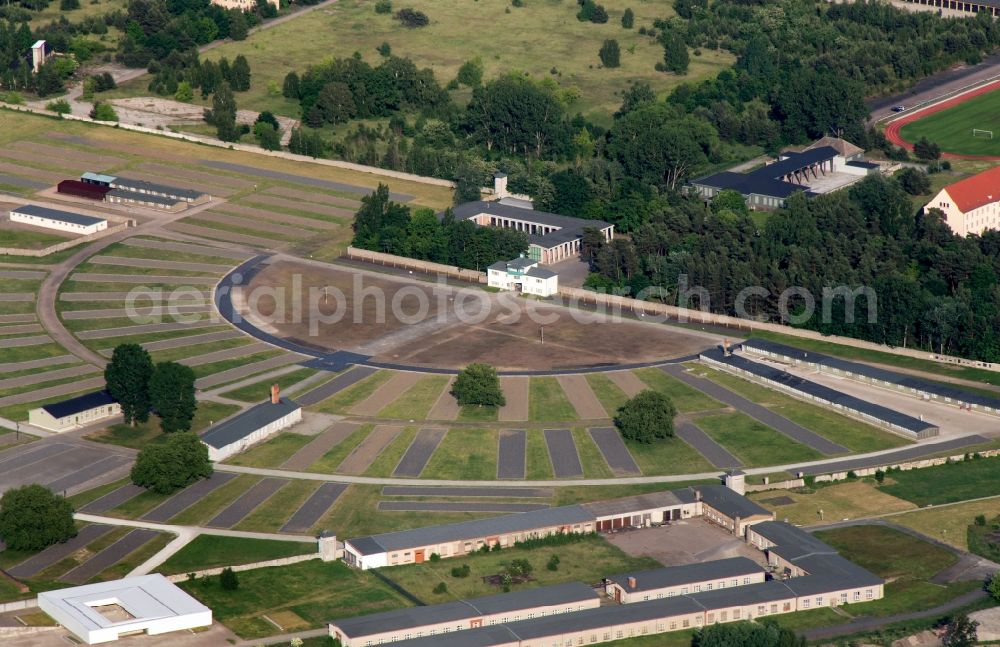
[28,390,120,432]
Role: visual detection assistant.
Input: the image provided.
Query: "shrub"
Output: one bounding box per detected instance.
[46,99,71,115]
[219,567,239,591]
[374,0,392,13]
[975,514,987,527]
[396,8,429,27]
[847,470,858,480]
[621,7,634,28]
[429,552,441,562]
[874,469,885,484]
[457,58,484,87]
[60,0,80,9]
[433,582,447,594]
[512,0,524,6]
[450,564,471,578]
[599,39,621,68]
[377,41,391,57]
[89,101,118,122]
[546,554,560,571]
[913,136,941,160]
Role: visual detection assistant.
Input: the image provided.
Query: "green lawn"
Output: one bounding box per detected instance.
[180,560,410,639]
[234,480,323,533]
[307,424,373,473]
[377,375,450,420]
[572,427,615,478]
[0,228,69,249]
[364,426,419,477]
[380,535,659,602]
[457,404,499,422]
[898,87,1000,157]
[695,365,909,453]
[311,370,391,414]
[99,240,240,266]
[191,350,283,380]
[159,535,317,575]
[634,367,721,413]
[168,475,260,526]
[84,401,240,450]
[626,435,715,476]
[218,368,318,402]
[422,428,498,480]
[585,374,630,417]
[696,413,823,467]
[968,514,1000,563]
[528,377,577,421]
[225,433,313,468]
[878,455,1000,505]
[525,429,554,479]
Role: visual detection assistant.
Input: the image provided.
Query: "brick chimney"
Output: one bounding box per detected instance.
[271,384,280,404]
[627,576,637,590]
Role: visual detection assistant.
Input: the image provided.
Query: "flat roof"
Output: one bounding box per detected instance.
[111,176,205,200]
[200,398,300,449]
[41,390,116,419]
[765,147,839,178]
[451,200,612,249]
[606,557,764,593]
[11,204,106,227]
[580,490,694,518]
[38,574,210,634]
[750,521,834,556]
[331,582,597,638]
[704,348,936,434]
[691,171,806,200]
[692,484,773,520]
[742,338,1000,410]
[82,172,117,184]
[107,188,184,207]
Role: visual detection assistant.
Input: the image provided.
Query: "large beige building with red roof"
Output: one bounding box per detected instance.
[927,165,1000,236]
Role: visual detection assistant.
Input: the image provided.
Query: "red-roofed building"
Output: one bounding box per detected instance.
[927,165,1000,236]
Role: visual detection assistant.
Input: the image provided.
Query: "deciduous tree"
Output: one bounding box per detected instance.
[149,361,197,433]
[614,390,676,443]
[0,485,76,551]
[452,363,506,407]
[131,432,212,494]
[105,343,154,425]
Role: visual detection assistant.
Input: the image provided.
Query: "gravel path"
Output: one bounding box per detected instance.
[196,211,309,239]
[675,421,744,469]
[70,272,219,285]
[194,354,305,390]
[0,364,98,391]
[7,524,114,578]
[179,342,271,367]
[280,482,347,533]
[241,193,354,220]
[61,291,184,301]
[281,422,360,470]
[0,376,103,407]
[142,473,237,522]
[80,484,145,514]
[62,304,212,320]
[0,354,76,373]
[0,270,45,279]
[46,455,132,495]
[122,237,252,260]
[659,365,848,455]
[498,377,529,421]
[607,370,648,396]
[207,477,288,528]
[381,485,554,498]
[557,375,607,420]
[213,202,340,231]
[77,321,217,340]
[89,255,233,274]
[0,293,34,301]
[426,377,460,420]
[61,529,161,584]
[118,330,243,353]
[797,434,989,475]
[378,502,550,513]
[167,222,276,248]
[544,428,584,478]
[497,429,526,479]
[349,371,423,416]
[265,185,361,209]
[0,323,43,336]
[392,427,447,477]
[139,163,256,190]
[337,424,404,475]
[588,427,641,475]
[0,173,49,189]
[200,160,414,201]
[296,366,378,407]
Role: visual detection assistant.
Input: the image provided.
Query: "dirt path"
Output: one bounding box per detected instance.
[349,372,423,417]
[499,376,529,421]
[336,424,404,475]
[281,422,359,470]
[607,370,649,396]
[426,377,460,421]
[556,375,607,420]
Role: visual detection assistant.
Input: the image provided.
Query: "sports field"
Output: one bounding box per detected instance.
[896,86,1000,157]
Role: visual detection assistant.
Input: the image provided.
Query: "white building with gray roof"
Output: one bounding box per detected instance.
[200,385,301,461]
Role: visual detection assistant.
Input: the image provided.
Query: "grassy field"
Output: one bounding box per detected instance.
[634,368,721,413]
[694,365,910,453]
[307,424,373,473]
[0,228,70,249]
[311,370,392,414]
[586,374,630,417]
[572,427,615,478]
[218,368,318,402]
[525,429,554,479]
[627,435,714,475]
[422,428,498,480]
[696,412,823,466]
[364,426,418,477]
[457,404,499,422]
[749,480,916,526]
[898,88,1000,157]
[168,475,259,526]
[377,375,450,420]
[235,479,324,532]
[529,377,578,421]
[180,560,410,639]
[159,535,316,575]
[892,499,1000,551]
[109,0,734,126]
[381,535,658,602]
[225,432,313,468]
[878,455,1000,505]
[84,401,240,450]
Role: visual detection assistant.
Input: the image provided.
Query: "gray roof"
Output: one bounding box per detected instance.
[690,148,839,201]
[348,504,595,555]
[743,338,1000,411]
[606,557,763,593]
[783,553,884,594]
[581,490,694,518]
[703,348,936,434]
[200,398,300,450]
[750,521,833,556]
[12,204,105,227]
[42,390,116,418]
[525,267,557,280]
[450,200,611,251]
[693,485,773,520]
[111,176,205,200]
[372,625,518,647]
[107,188,183,207]
[506,257,536,270]
[487,261,508,272]
[846,160,880,169]
[331,583,597,638]
[689,578,798,609]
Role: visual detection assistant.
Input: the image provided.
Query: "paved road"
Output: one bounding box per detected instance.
[796,435,989,475]
[659,365,848,455]
[675,421,744,469]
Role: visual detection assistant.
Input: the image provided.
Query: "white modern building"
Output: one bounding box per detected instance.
[28,391,120,432]
[10,204,107,235]
[926,164,1000,236]
[487,257,559,297]
[38,574,212,644]
[200,385,302,461]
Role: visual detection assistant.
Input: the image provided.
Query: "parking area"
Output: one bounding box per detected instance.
[603,518,769,568]
[0,441,132,496]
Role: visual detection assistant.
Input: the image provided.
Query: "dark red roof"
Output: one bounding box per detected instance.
[57,179,110,200]
[943,165,1000,213]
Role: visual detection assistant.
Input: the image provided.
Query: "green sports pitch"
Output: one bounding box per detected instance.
[898,88,1000,157]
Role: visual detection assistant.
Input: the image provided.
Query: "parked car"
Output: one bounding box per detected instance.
[891,105,906,112]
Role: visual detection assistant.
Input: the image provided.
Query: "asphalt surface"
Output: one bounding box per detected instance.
[588,427,641,475]
[0,442,130,496]
[194,354,305,390]
[544,428,584,478]
[796,435,990,475]
[392,428,447,477]
[142,473,237,523]
[80,484,145,514]
[46,455,132,494]
[207,478,288,528]
[497,429,527,479]
[199,160,415,202]
[281,422,359,470]
[377,502,550,513]
[280,482,347,533]
[381,486,555,498]
[659,365,848,455]
[61,528,161,584]
[296,366,379,406]
[6,524,113,578]
[675,421,744,469]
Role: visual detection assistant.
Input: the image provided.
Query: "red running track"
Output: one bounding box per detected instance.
[884,79,1000,160]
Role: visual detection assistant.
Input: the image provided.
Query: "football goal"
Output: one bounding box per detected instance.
[972,128,994,139]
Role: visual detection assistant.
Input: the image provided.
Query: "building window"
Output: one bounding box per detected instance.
[866,589,874,600]
[853,591,861,601]
[733,610,741,619]
[744,577,751,585]
[803,599,810,609]
[816,597,823,606]
[682,620,689,628]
